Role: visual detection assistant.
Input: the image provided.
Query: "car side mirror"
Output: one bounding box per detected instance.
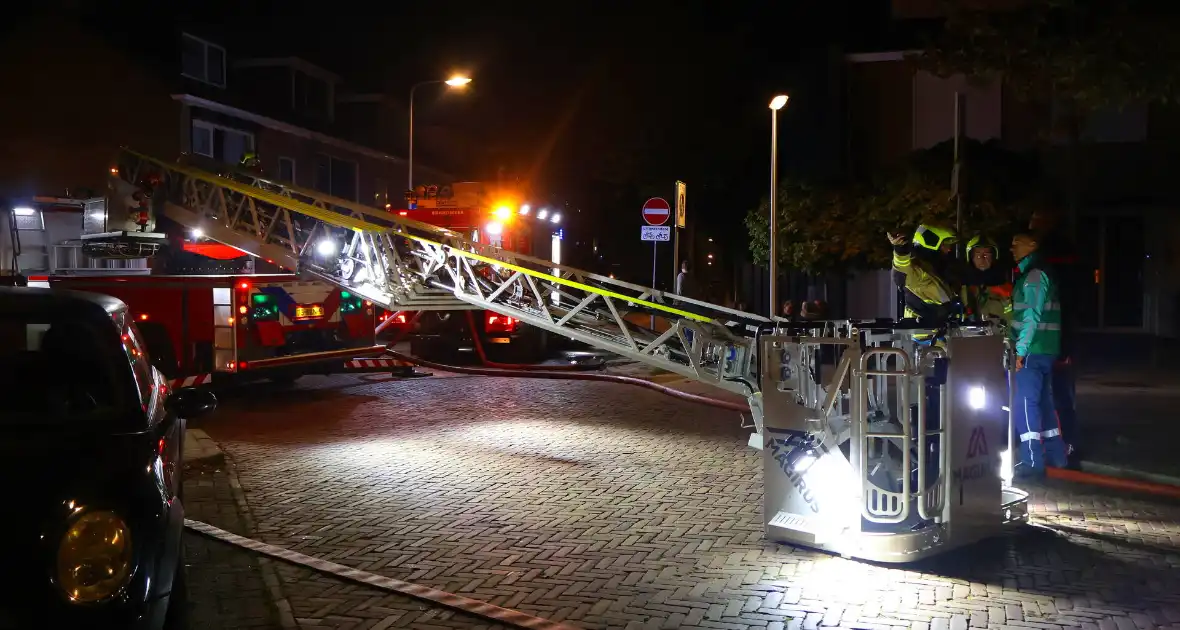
[166,387,218,419]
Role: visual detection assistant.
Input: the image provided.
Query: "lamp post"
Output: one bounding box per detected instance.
[408,74,471,190]
[768,94,789,320]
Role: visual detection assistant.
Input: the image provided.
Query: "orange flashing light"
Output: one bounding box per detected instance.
[138,313,149,321]
[238,305,248,314]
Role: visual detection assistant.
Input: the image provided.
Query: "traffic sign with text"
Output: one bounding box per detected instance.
[641,226,671,241]
[642,197,671,226]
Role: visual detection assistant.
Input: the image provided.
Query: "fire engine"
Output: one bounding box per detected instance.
[6,194,401,390]
[4,148,1033,564]
[379,181,559,362]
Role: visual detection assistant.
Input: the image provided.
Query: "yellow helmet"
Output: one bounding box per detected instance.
[966,234,997,256]
[912,224,957,251]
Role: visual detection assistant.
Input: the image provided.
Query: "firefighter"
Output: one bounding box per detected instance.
[1010,232,1068,477]
[888,225,959,494]
[962,235,1012,324]
[239,152,262,174]
[887,224,961,340]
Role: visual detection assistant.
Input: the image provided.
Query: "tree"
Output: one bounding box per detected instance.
[912,0,1180,118]
[745,139,1046,273]
[910,0,1180,223]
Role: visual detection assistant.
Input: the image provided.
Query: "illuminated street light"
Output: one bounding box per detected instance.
[768,93,789,319]
[191,228,204,239]
[537,208,549,220]
[520,204,531,215]
[551,213,561,224]
[409,74,472,189]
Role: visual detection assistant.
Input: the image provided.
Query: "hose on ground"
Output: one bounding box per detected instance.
[384,349,749,413]
[464,310,604,372]
[1046,466,1180,499]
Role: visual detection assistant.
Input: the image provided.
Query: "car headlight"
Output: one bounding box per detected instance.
[56,510,133,603]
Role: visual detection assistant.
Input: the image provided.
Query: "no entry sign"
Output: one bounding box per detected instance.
[642,197,671,226]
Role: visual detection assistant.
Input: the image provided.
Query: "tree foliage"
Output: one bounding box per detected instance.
[911,0,1180,121]
[745,140,1046,273]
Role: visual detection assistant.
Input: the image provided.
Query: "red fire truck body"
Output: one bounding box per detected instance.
[37,273,395,388]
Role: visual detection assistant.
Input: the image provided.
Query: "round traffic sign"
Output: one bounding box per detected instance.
[642,197,671,226]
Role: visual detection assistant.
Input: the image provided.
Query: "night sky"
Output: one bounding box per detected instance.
[24,0,891,285]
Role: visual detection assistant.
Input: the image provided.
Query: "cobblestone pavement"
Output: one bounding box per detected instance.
[197,373,1180,630]
[183,445,502,629]
[183,457,290,629]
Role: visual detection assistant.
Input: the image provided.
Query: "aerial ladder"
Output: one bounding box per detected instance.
[102,148,1029,563]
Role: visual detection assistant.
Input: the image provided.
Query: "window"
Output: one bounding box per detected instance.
[192,120,254,165]
[12,206,43,230]
[0,317,124,422]
[122,322,156,408]
[278,157,296,183]
[374,178,388,206]
[313,154,358,201]
[192,124,213,157]
[181,33,226,87]
[293,70,331,120]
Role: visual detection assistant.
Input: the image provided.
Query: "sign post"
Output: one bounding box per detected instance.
[673,181,686,289]
[642,197,672,328]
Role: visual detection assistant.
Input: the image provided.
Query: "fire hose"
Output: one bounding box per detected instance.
[463,310,604,372]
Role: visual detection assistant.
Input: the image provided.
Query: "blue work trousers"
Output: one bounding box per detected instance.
[1014,353,1068,475]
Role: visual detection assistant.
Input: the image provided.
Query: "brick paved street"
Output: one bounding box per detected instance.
[196,373,1180,630]
[182,437,504,629]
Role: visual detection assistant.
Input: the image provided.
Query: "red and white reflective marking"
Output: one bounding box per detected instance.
[344,358,413,369]
[27,275,50,288]
[170,374,213,389]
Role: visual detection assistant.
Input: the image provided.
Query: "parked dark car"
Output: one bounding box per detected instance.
[0,287,217,629]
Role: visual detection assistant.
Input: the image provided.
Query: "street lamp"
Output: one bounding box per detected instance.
[768,93,789,320]
[408,74,471,190]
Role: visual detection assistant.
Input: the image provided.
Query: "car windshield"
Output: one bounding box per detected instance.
[0,315,127,425]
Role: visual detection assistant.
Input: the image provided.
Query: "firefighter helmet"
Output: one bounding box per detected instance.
[966,234,998,257]
[912,224,957,252]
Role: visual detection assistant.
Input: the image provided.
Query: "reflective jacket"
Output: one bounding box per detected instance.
[962,281,1013,323]
[1011,253,1062,357]
[891,244,956,322]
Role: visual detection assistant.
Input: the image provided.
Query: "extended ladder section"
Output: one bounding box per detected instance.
[106,149,1030,564]
[110,149,770,415]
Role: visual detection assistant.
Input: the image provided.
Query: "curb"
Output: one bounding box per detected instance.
[1079,461,1180,490]
[183,432,299,629]
[184,429,224,463]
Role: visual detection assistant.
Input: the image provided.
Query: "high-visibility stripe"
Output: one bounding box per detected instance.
[344,358,413,368]
[1020,431,1041,442]
[1010,322,1061,330]
[170,374,212,388]
[1041,428,1060,438]
[406,234,712,323]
